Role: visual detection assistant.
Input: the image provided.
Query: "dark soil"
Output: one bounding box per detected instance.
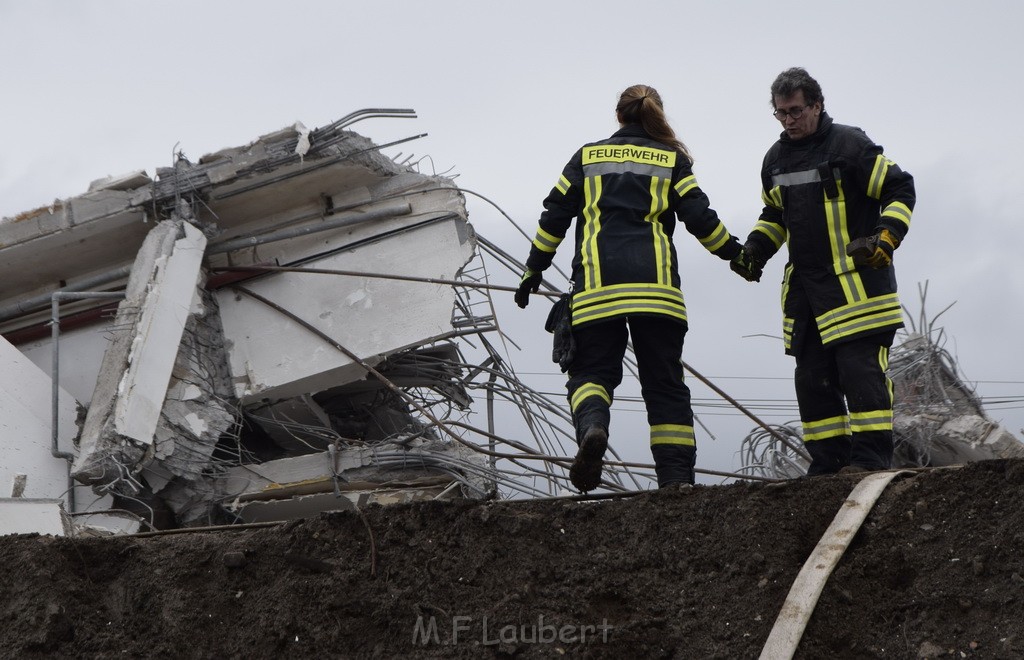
[3,459,1024,659]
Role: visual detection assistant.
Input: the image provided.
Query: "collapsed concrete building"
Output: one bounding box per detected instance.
[1,110,569,535]
[4,112,1019,537]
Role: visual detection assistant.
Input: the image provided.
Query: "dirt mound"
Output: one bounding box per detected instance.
[3,459,1024,659]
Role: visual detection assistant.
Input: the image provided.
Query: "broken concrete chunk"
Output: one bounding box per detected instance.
[88,170,152,193]
[72,218,208,485]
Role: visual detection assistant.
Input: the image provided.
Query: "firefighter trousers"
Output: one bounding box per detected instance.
[794,322,896,475]
[566,315,696,486]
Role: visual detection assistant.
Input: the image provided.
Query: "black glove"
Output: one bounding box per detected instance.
[514,269,542,308]
[730,244,764,282]
[846,229,899,268]
[545,293,576,372]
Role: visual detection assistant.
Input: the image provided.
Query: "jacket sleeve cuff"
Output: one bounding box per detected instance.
[719,236,742,261]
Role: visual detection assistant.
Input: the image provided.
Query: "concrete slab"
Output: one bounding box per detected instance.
[73,219,207,485]
[216,216,472,402]
[113,221,207,444]
[0,498,68,536]
[0,335,79,501]
[232,485,453,523]
[18,320,113,406]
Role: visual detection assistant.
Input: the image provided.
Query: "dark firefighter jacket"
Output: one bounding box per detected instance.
[746,113,916,354]
[525,125,741,328]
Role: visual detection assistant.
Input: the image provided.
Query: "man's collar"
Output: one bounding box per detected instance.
[780,112,833,143]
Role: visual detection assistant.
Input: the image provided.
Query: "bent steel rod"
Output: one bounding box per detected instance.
[681,361,812,460]
[212,264,560,298]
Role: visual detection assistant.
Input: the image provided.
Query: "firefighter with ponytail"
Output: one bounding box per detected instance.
[516,84,754,491]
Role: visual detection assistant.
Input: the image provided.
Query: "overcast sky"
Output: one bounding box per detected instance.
[2,1,1021,482]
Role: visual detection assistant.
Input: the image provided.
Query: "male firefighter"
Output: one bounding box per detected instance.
[731,67,916,475]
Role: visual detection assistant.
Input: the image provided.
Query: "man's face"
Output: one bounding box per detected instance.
[772,90,821,140]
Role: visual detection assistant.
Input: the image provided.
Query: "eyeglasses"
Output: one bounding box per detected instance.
[773,104,811,121]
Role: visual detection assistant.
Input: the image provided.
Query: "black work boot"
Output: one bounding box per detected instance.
[570,425,608,492]
[804,435,852,476]
[651,444,696,487]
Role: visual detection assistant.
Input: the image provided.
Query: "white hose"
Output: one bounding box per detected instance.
[759,470,909,659]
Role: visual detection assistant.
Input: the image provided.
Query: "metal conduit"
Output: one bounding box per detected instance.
[51,291,126,515]
[0,266,132,324]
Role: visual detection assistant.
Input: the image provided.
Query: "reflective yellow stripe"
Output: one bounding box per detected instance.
[531,226,562,253]
[573,282,684,305]
[753,219,787,250]
[647,177,672,285]
[881,201,912,230]
[880,345,894,404]
[816,293,902,331]
[674,174,698,197]
[867,155,893,199]
[698,221,732,252]
[781,265,794,351]
[816,293,903,345]
[821,310,905,344]
[650,424,696,447]
[571,382,611,412]
[572,283,687,325]
[574,300,687,325]
[850,409,893,433]
[762,186,783,210]
[802,415,850,441]
[555,174,571,195]
[823,178,867,304]
[581,176,603,290]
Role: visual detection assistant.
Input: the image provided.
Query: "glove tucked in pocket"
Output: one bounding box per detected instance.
[544,292,576,373]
